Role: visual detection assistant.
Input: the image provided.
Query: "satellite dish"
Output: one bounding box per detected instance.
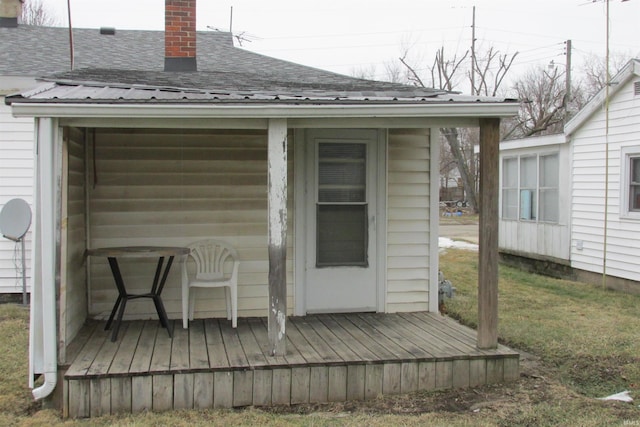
[0,198,32,242]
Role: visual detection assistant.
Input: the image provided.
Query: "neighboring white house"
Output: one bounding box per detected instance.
[0,76,35,295]
[499,58,640,292]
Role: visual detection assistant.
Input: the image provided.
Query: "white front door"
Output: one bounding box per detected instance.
[303,129,379,313]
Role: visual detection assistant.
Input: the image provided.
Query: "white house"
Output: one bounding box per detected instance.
[5,0,520,415]
[499,58,640,292]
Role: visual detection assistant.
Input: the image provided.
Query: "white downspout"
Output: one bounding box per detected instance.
[31,117,58,400]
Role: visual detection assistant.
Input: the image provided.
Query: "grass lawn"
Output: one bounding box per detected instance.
[1,248,639,425]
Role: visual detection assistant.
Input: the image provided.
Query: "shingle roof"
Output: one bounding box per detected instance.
[0,25,427,88]
[2,25,516,106]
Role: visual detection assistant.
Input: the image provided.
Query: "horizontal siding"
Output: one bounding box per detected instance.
[570,76,640,280]
[386,129,430,312]
[87,129,294,321]
[0,100,34,293]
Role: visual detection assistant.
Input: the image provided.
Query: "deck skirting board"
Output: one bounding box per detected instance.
[64,356,518,417]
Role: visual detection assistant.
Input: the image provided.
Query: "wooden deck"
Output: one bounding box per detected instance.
[62,312,519,418]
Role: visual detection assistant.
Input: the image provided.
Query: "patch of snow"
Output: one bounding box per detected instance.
[597,390,633,403]
[439,237,478,252]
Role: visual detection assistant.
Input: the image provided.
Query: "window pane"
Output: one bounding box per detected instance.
[502,158,518,188]
[318,143,366,203]
[539,154,559,223]
[520,189,537,220]
[631,184,640,211]
[632,158,640,183]
[317,205,367,266]
[520,156,537,187]
[540,154,559,187]
[540,189,559,222]
[502,189,518,219]
[319,143,366,160]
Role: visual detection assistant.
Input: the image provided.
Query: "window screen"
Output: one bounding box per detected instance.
[519,156,537,220]
[502,157,518,219]
[539,154,559,222]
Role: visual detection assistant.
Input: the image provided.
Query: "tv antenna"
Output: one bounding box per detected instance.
[0,198,32,305]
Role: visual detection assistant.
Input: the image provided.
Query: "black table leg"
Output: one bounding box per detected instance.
[151,256,174,338]
[106,257,128,341]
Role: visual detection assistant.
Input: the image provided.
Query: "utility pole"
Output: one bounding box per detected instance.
[564,39,572,105]
[470,6,476,95]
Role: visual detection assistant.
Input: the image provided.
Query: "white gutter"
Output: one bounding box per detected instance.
[10,101,521,120]
[30,117,58,401]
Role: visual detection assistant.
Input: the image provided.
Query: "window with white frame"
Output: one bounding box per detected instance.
[502,157,518,219]
[501,153,559,223]
[621,147,640,218]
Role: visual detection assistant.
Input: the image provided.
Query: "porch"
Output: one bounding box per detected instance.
[62,312,519,418]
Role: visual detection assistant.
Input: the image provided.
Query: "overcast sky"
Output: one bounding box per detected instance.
[45,0,639,90]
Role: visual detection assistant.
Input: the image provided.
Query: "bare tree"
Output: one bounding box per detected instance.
[351,61,405,84]
[505,66,567,139]
[19,0,59,26]
[504,53,630,140]
[400,46,517,213]
[580,51,629,100]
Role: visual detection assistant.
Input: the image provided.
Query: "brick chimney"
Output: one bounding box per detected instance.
[0,0,22,28]
[164,0,197,72]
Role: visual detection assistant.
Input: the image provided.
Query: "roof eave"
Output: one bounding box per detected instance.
[9,101,520,120]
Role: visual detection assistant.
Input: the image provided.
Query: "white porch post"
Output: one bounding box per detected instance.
[477,118,500,349]
[267,118,288,356]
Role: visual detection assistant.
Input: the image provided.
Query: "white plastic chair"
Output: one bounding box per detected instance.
[182,239,239,329]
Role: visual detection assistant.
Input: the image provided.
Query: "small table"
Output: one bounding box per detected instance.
[86,246,190,341]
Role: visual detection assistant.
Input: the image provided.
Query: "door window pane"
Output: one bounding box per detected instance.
[318,143,366,203]
[317,142,368,267]
[317,205,368,266]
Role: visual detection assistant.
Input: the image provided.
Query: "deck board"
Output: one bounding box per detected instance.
[86,324,128,376]
[358,313,433,358]
[248,318,289,366]
[109,321,143,374]
[315,315,378,362]
[188,319,210,369]
[285,321,324,364]
[337,314,415,360]
[219,319,248,368]
[65,325,109,377]
[305,315,361,362]
[290,317,342,363]
[329,314,392,361]
[170,323,190,370]
[204,318,229,368]
[149,322,172,372]
[129,321,158,373]
[236,319,268,367]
